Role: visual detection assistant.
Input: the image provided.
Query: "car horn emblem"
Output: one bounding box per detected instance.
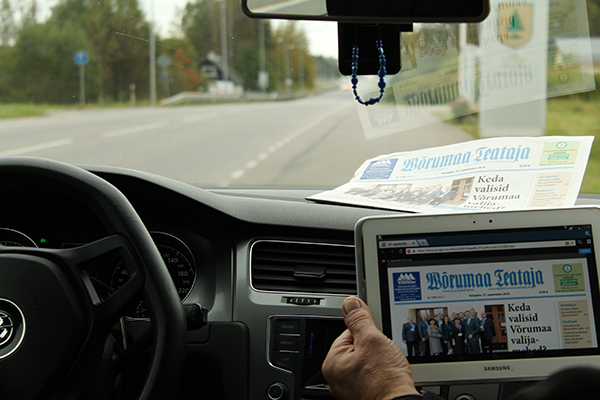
[0,311,14,347]
[0,299,26,359]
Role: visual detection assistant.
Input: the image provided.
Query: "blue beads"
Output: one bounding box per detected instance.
[351,40,387,106]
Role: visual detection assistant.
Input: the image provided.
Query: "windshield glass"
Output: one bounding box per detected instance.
[0,0,598,190]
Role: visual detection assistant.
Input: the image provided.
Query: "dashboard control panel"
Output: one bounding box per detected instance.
[268,316,346,399]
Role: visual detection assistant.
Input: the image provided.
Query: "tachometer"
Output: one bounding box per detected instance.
[109,232,196,318]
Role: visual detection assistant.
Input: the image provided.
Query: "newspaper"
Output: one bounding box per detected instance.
[308,136,594,213]
[389,258,597,355]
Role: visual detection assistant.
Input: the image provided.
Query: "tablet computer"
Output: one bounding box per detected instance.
[355,207,600,385]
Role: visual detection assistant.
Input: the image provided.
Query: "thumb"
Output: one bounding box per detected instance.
[342,297,379,341]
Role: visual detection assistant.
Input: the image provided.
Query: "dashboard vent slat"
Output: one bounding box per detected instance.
[251,240,356,295]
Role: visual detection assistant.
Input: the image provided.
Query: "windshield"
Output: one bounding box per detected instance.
[0,0,598,190]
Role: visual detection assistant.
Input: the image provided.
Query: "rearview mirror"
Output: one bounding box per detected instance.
[242,0,490,23]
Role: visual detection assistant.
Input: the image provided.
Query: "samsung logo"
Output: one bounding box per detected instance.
[484,366,511,372]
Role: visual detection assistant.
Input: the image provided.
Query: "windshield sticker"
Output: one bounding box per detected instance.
[354,0,595,139]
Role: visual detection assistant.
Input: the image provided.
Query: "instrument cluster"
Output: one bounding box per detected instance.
[0,227,197,319]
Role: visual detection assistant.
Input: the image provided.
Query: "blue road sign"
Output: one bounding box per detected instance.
[74,51,89,66]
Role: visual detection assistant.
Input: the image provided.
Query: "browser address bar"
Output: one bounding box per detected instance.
[406,240,577,254]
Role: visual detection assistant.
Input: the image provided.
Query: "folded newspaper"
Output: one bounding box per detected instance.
[308,136,594,213]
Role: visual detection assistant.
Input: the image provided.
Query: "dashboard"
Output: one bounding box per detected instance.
[2,165,599,400]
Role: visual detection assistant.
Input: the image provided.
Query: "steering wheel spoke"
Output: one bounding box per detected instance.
[60,235,146,325]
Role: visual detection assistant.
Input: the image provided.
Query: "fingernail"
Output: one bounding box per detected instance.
[343,298,361,314]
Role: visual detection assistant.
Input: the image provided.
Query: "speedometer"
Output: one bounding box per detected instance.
[109,231,196,318]
[156,243,195,300]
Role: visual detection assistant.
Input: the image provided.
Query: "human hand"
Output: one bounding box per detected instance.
[322,297,419,400]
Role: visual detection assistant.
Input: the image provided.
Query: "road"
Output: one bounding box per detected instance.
[0,90,472,188]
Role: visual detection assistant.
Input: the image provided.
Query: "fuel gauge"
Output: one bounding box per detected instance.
[0,228,37,247]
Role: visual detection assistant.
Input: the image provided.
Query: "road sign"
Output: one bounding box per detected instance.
[157,54,171,69]
[73,51,89,67]
[74,51,89,105]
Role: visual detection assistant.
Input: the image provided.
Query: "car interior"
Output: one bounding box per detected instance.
[0,0,598,399]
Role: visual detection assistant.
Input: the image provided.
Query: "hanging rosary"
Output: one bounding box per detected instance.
[351,39,387,106]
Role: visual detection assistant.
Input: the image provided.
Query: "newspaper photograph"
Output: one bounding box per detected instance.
[308,136,594,213]
[389,258,597,356]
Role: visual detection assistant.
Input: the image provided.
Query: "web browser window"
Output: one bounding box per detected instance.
[377,225,600,362]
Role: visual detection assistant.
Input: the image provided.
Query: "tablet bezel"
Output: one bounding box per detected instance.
[355,206,600,385]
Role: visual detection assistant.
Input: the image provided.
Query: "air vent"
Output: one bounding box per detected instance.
[251,240,356,295]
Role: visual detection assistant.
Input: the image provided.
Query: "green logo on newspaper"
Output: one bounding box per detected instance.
[540,141,580,166]
[548,154,570,161]
[552,263,584,293]
[560,278,578,286]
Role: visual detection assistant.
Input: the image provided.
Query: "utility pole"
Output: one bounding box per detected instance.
[258,20,267,92]
[284,39,291,90]
[149,0,157,105]
[220,0,229,82]
[299,51,304,91]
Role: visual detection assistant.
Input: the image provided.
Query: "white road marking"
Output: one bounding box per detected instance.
[102,121,169,138]
[227,102,351,183]
[230,169,245,180]
[0,138,74,156]
[245,160,259,169]
[182,113,220,123]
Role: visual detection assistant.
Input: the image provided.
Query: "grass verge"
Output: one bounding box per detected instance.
[546,97,600,194]
[0,103,57,119]
[0,100,154,119]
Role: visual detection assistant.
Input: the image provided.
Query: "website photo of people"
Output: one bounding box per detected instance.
[394,304,508,358]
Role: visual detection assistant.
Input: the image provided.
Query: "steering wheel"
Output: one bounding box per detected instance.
[0,157,187,399]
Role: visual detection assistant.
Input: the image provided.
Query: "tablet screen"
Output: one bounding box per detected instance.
[377,224,600,363]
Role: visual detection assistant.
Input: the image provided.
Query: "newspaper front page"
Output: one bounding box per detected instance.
[308,136,594,213]
[389,258,597,356]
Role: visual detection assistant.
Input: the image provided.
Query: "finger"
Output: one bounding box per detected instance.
[341,297,380,343]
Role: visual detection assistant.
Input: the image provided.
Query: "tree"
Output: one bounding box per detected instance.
[271,22,316,91]
[161,37,206,94]
[10,21,100,103]
[0,0,16,46]
[179,0,316,91]
[181,0,221,63]
[589,0,600,37]
[50,0,151,102]
[0,46,18,101]
[181,0,283,90]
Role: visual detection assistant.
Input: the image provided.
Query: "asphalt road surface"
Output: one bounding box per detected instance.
[0,90,472,188]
